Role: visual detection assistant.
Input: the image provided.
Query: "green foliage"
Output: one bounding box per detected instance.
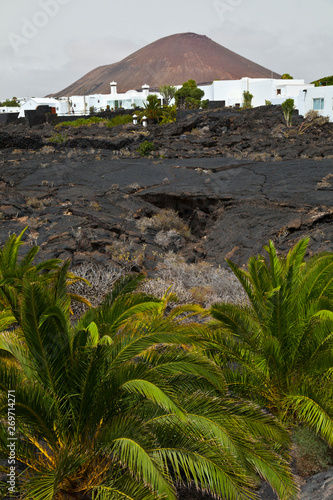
[138,140,155,156]
[159,85,176,106]
[297,110,329,134]
[174,80,205,110]
[0,246,298,500]
[0,97,20,107]
[281,74,294,80]
[0,229,89,326]
[55,116,106,129]
[159,104,177,124]
[281,98,295,126]
[265,100,272,106]
[105,114,133,127]
[48,132,68,144]
[242,91,254,109]
[135,95,164,124]
[55,114,132,130]
[311,75,333,87]
[209,239,333,446]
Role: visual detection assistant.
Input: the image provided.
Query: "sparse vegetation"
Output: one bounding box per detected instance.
[136,208,190,238]
[282,98,295,126]
[142,252,246,307]
[242,91,254,109]
[26,197,44,209]
[55,116,106,129]
[88,200,101,211]
[293,426,333,476]
[48,132,68,144]
[137,140,155,156]
[105,114,133,127]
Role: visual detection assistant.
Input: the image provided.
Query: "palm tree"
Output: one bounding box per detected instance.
[0,260,297,499]
[139,95,163,123]
[0,228,90,329]
[209,238,333,444]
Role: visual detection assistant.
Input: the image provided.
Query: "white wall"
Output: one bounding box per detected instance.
[200,78,312,108]
[0,107,20,113]
[302,87,333,121]
[18,98,67,117]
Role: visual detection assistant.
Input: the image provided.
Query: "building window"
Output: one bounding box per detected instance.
[277,89,281,95]
[313,98,324,110]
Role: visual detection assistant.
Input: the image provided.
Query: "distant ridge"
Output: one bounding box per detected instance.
[52,32,280,96]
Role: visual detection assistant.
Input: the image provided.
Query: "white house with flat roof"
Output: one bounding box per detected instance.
[18,97,68,118]
[7,77,333,122]
[198,78,333,121]
[0,106,20,114]
[16,83,162,117]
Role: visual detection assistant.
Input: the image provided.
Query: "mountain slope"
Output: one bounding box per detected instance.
[52,32,280,96]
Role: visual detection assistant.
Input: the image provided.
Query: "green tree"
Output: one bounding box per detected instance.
[281,98,295,126]
[0,228,89,329]
[159,85,176,106]
[139,94,163,123]
[0,242,297,499]
[0,97,20,107]
[281,74,293,80]
[311,76,333,87]
[209,239,333,445]
[174,80,205,110]
[242,91,254,109]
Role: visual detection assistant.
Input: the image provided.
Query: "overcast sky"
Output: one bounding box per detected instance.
[1,0,332,99]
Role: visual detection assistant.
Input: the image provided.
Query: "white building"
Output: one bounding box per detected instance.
[6,77,333,122]
[0,106,20,114]
[18,97,68,118]
[16,83,162,117]
[295,85,333,121]
[198,78,333,121]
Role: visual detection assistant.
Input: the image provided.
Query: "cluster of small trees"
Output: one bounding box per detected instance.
[0,230,332,499]
[0,97,20,107]
[135,80,207,125]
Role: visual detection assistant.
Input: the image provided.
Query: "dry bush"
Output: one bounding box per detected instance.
[140,277,193,305]
[141,252,247,307]
[316,173,333,189]
[304,109,329,125]
[154,230,183,248]
[69,263,124,316]
[136,209,190,239]
[26,197,44,209]
[106,240,145,269]
[89,201,101,211]
[127,182,141,191]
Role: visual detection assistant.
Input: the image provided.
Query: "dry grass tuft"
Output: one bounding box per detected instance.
[141,252,247,307]
[136,209,190,239]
